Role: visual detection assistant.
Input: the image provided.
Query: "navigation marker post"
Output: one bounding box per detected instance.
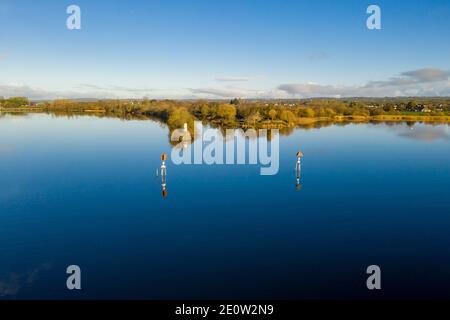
[296,151,303,190]
[161,153,167,197]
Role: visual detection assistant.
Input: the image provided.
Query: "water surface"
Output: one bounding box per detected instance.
[1,113,449,299]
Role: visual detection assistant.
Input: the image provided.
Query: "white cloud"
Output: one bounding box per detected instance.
[75,84,160,94]
[0,83,189,100]
[277,68,450,98]
[0,83,117,100]
[2,68,450,100]
[401,68,450,82]
[277,83,343,97]
[214,75,264,82]
[364,68,450,89]
[189,86,258,98]
[306,52,329,61]
[0,84,53,99]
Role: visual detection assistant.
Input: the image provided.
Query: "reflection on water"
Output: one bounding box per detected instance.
[398,126,450,141]
[160,153,168,198]
[3,111,450,145]
[0,263,52,297]
[1,113,450,299]
[296,151,303,191]
[161,174,167,198]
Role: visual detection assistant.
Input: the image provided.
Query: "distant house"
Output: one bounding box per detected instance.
[421,106,431,113]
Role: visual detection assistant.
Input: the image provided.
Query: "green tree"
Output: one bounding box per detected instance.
[4,97,29,108]
[297,108,315,118]
[370,108,385,116]
[245,111,262,126]
[200,104,209,118]
[407,101,418,111]
[268,109,277,120]
[279,109,297,124]
[324,108,336,117]
[230,98,241,105]
[167,107,195,129]
[216,104,237,123]
[351,108,370,116]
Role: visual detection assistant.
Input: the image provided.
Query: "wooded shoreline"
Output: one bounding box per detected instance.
[1,97,450,130]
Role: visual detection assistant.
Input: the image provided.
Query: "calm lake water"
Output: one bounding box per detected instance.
[1,113,449,299]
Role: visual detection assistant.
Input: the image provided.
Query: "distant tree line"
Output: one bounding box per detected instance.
[1,96,449,128]
[0,97,29,108]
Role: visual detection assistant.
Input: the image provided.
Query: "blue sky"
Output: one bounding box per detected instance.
[1,0,449,99]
